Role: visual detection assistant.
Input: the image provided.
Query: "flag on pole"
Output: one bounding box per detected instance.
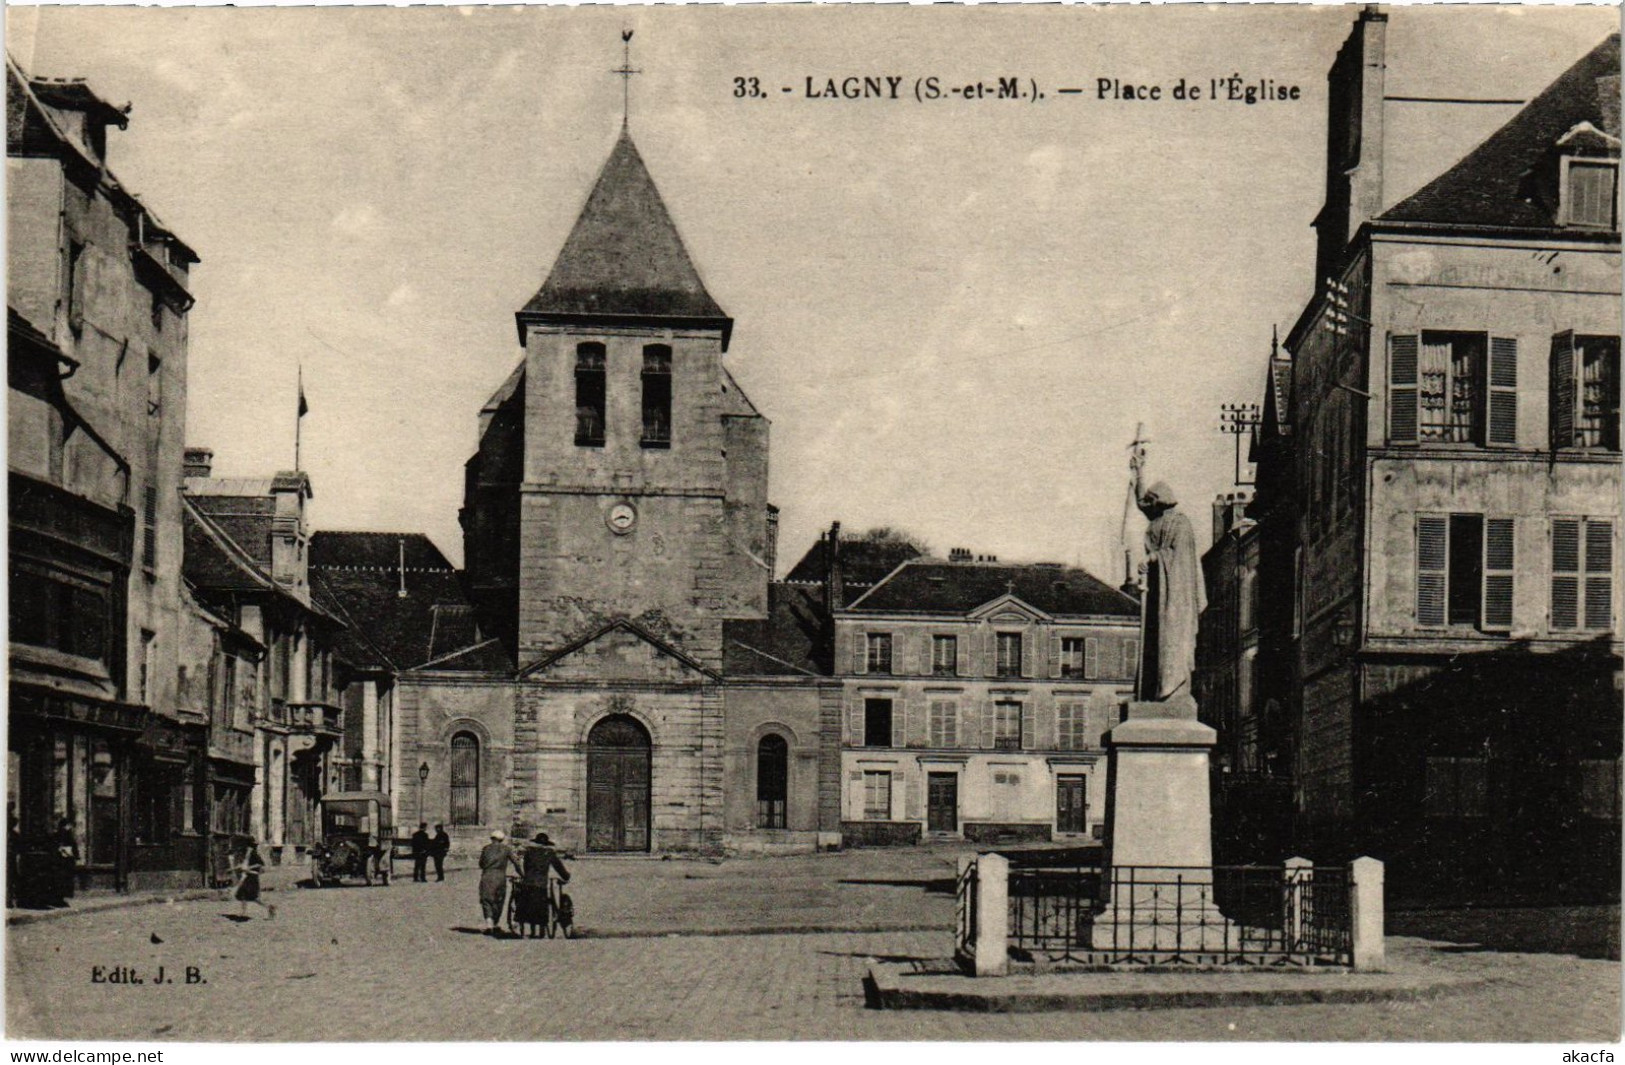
[297,366,309,418]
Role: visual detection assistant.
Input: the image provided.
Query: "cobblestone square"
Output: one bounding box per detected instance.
[6,850,1619,1042]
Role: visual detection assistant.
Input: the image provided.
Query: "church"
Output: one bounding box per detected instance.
[385,120,844,855]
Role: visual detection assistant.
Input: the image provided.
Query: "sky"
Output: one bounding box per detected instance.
[7,4,1617,579]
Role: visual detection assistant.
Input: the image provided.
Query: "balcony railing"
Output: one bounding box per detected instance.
[285,701,344,737]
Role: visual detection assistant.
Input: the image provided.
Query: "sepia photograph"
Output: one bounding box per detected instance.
[3,1,1621,1046]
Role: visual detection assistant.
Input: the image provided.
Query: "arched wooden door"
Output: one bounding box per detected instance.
[586,715,651,853]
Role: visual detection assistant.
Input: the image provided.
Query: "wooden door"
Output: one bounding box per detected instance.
[927,772,958,834]
[1056,775,1087,835]
[586,716,651,853]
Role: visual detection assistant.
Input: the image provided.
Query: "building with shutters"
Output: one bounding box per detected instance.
[1270,10,1621,898]
[7,60,209,892]
[834,556,1141,846]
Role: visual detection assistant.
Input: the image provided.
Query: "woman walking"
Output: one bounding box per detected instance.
[477,830,519,935]
[233,840,275,920]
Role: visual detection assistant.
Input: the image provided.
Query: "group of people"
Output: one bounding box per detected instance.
[408,823,452,882]
[477,830,571,937]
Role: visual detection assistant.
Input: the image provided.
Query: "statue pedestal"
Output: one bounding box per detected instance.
[1090,695,1235,953]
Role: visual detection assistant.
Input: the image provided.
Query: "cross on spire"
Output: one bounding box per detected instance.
[612,29,641,130]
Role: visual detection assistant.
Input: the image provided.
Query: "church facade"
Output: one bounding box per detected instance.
[424,127,842,854]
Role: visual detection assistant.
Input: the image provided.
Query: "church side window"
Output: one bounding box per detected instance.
[450,732,480,826]
[641,344,672,448]
[575,343,606,447]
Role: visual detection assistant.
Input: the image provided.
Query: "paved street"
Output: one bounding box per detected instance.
[7,849,1620,1041]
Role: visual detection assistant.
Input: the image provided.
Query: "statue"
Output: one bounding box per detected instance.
[1134,473,1205,702]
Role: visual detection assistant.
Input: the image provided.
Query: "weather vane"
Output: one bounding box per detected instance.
[612,29,641,129]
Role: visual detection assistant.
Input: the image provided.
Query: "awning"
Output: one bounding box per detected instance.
[9,682,149,734]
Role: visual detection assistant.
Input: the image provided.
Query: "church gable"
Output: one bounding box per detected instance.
[519,619,717,684]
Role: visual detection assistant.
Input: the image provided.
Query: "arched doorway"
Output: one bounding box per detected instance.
[756,734,788,829]
[586,715,651,852]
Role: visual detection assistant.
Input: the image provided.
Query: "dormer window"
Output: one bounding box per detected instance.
[1555,122,1620,230]
[1566,159,1618,228]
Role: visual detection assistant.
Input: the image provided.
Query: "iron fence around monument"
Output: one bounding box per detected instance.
[1006,862,1353,967]
[953,859,978,968]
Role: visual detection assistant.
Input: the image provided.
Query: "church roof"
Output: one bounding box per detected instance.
[518,130,730,338]
[1379,34,1621,231]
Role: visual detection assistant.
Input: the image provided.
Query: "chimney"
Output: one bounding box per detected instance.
[949,547,971,562]
[268,471,312,600]
[1315,5,1388,282]
[183,447,213,480]
[826,521,844,608]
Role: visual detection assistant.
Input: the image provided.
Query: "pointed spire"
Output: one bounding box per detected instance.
[613,30,640,132]
[517,129,731,346]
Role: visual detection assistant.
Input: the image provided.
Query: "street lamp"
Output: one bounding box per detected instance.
[417,762,429,825]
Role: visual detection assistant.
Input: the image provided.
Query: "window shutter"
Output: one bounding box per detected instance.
[1482,518,1514,630]
[892,700,907,748]
[956,629,971,677]
[1585,519,1614,630]
[1049,632,1062,679]
[981,700,996,749]
[1550,331,1579,450]
[1084,636,1100,680]
[852,630,866,675]
[958,700,979,750]
[1487,336,1518,446]
[905,771,923,821]
[898,632,915,676]
[844,694,863,746]
[1036,697,1056,750]
[1389,334,1420,444]
[1021,629,1035,678]
[846,770,864,820]
[1020,701,1035,750]
[1416,516,1448,627]
[1123,637,1139,680]
[905,698,926,747]
[1552,519,1581,630]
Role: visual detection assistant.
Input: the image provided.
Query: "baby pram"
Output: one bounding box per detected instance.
[507,874,572,939]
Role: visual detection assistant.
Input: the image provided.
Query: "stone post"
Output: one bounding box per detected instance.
[1350,855,1385,971]
[1283,856,1313,954]
[974,853,1009,977]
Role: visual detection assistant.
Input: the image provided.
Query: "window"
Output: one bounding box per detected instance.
[449,732,479,825]
[1552,518,1614,631]
[1579,759,1622,820]
[928,700,958,747]
[574,343,606,446]
[142,484,158,572]
[1122,638,1139,679]
[1059,638,1084,678]
[1423,757,1488,819]
[1567,160,1619,228]
[866,633,893,675]
[756,734,787,828]
[994,700,1023,750]
[931,635,958,676]
[862,771,892,821]
[1415,514,1514,630]
[1390,332,1516,446]
[8,573,108,662]
[1551,334,1620,451]
[995,632,1023,678]
[640,345,672,448]
[863,698,894,748]
[1057,701,1089,750]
